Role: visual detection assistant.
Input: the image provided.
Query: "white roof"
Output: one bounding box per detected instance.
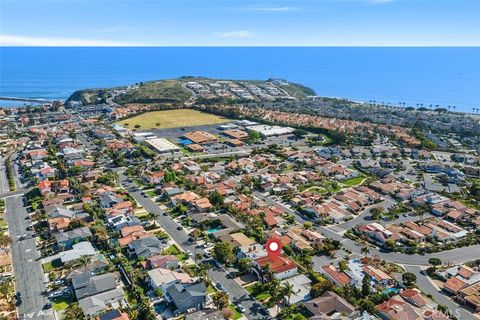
[147,268,193,287]
[146,138,179,152]
[247,124,295,136]
[60,241,96,263]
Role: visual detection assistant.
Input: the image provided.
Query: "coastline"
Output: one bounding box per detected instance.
[1,47,479,113]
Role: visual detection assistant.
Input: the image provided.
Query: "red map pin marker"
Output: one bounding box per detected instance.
[266,237,282,259]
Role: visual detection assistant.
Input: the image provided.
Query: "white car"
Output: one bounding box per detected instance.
[236,304,246,313]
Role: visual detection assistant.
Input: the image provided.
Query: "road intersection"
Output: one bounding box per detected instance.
[118,173,269,320]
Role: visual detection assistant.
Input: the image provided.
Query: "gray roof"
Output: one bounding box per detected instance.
[304,291,355,318]
[46,206,75,219]
[60,241,96,263]
[54,226,92,243]
[99,192,122,208]
[166,281,206,308]
[128,235,163,258]
[78,287,125,316]
[72,272,117,300]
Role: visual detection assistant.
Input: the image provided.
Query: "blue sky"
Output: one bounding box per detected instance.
[1,0,479,46]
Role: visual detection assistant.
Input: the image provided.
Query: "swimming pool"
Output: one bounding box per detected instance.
[207,227,224,234]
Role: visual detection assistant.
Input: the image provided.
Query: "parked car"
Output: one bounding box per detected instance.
[236,304,246,313]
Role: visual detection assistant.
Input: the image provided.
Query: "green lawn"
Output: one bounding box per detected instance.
[341,176,365,187]
[288,313,308,320]
[145,190,157,197]
[321,181,341,193]
[163,244,188,261]
[42,259,63,273]
[304,186,328,194]
[228,305,243,320]
[255,292,271,302]
[52,297,71,311]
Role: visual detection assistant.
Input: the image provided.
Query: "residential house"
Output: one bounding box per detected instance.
[148,268,194,293]
[146,255,180,270]
[252,254,297,282]
[128,235,164,259]
[321,264,354,287]
[54,226,93,250]
[165,281,207,315]
[304,291,356,319]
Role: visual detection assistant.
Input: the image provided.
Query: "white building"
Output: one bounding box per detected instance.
[146,138,180,154]
[247,124,295,137]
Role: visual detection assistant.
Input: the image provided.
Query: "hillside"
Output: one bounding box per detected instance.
[65,77,316,106]
[113,80,191,105]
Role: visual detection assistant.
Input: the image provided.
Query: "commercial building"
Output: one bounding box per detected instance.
[146,138,180,154]
[247,124,295,137]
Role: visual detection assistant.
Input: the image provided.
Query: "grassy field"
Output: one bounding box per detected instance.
[116,109,230,130]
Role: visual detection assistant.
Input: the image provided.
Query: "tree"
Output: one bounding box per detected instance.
[362,274,372,297]
[338,259,348,272]
[281,282,295,305]
[361,246,370,256]
[222,307,234,319]
[212,291,229,310]
[303,221,313,229]
[164,170,177,183]
[310,280,333,298]
[78,255,89,272]
[293,129,308,137]
[154,288,163,298]
[359,299,375,313]
[248,130,261,141]
[190,228,202,240]
[63,303,85,320]
[0,235,12,254]
[402,272,417,287]
[209,191,225,207]
[428,258,442,268]
[212,242,234,265]
[237,258,253,272]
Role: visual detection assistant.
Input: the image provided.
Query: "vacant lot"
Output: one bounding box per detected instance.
[116,109,230,129]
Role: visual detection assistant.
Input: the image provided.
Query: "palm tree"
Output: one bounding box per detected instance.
[361,246,370,256]
[281,282,295,306]
[78,255,89,272]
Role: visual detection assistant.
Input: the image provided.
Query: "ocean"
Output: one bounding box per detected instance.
[0,47,479,112]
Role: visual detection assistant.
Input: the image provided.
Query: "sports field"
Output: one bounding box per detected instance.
[116,109,231,129]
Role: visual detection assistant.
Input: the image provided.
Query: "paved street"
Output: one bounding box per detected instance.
[5,196,53,320]
[0,157,9,194]
[118,173,268,320]
[405,266,476,319]
[253,191,480,267]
